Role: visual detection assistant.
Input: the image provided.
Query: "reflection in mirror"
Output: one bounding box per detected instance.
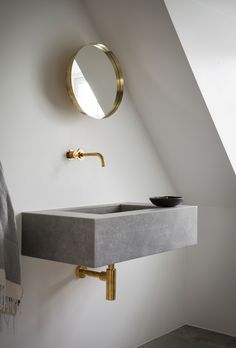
[71,60,104,118]
[66,44,124,119]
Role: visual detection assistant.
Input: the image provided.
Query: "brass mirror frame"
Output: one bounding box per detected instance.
[66,43,124,119]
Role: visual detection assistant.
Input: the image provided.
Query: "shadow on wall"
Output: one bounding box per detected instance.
[38,45,84,117]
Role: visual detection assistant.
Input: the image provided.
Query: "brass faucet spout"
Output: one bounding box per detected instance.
[80,152,105,167]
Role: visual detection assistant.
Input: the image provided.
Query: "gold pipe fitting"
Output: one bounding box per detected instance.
[106,264,116,301]
[66,148,105,167]
[75,264,116,301]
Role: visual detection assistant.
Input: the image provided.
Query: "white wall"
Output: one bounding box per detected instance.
[0,1,188,347]
[164,0,236,336]
[186,206,236,335]
[165,0,236,174]
[83,0,236,337]
[83,0,236,208]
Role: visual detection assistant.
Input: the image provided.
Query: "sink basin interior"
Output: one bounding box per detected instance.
[63,204,155,215]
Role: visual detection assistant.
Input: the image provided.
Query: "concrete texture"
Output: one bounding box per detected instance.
[139,325,236,348]
[22,203,197,267]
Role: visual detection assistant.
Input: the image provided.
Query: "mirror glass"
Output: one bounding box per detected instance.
[66,44,124,119]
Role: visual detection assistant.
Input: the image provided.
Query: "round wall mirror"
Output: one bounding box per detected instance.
[66,44,124,119]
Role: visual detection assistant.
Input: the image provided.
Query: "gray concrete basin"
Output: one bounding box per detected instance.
[22,203,197,267]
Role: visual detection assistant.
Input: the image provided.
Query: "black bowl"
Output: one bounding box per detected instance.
[149,196,183,207]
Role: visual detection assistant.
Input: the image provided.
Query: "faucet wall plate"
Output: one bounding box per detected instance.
[21,203,197,268]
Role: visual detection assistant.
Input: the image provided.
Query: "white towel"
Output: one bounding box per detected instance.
[0,162,21,316]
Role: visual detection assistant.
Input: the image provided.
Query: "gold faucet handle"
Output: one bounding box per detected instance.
[66,149,84,159]
[77,149,85,160]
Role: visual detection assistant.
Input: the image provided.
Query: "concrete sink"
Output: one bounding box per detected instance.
[22,203,197,267]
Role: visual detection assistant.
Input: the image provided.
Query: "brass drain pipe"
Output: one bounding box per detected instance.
[75,264,116,301]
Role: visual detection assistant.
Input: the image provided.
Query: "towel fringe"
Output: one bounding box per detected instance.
[0,284,20,317]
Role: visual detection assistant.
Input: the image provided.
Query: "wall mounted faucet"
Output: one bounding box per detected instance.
[66,148,105,167]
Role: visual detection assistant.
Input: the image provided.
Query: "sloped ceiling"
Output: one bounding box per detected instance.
[82,0,236,207]
[165,0,236,174]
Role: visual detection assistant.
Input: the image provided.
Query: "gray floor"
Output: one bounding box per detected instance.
[138,325,236,348]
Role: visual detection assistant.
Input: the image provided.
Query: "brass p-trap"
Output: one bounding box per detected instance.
[75,264,116,301]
